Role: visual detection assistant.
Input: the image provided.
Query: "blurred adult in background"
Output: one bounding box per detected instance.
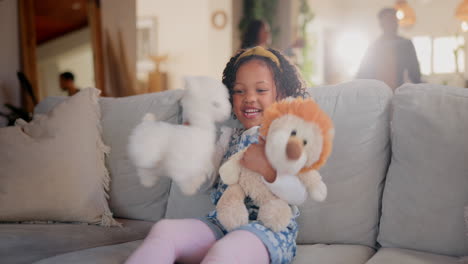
[241,19,271,49]
[356,7,421,91]
[59,72,79,96]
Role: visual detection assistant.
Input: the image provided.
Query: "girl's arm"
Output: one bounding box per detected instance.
[240,138,276,183]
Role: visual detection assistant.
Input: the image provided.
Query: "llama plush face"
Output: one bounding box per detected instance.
[260,97,334,177]
[181,76,231,125]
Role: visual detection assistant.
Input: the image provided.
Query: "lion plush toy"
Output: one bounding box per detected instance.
[217,97,334,232]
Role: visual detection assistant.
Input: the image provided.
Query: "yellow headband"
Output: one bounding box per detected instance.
[235,46,280,68]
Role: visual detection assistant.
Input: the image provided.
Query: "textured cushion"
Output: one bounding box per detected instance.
[378,84,468,256]
[0,218,152,264]
[296,80,392,247]
[33,240,142,264]
[26,241,374,264]
[294,244,375,264]
[0,88,117,226]
[35,90,184,221]
[365,248,460,264]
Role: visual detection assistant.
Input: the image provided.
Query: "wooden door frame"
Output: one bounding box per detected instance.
[18,0,106,112]
[18,0,37,113]
[88,0,106,96]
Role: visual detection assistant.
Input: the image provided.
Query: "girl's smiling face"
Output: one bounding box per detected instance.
[232,59,278,129]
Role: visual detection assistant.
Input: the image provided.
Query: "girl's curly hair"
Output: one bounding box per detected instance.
[222,48,307,104]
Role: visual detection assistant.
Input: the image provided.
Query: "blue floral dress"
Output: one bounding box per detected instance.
[201,126,299,264]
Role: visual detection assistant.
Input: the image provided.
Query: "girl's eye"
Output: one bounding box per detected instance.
[232,90,244,94]
[257,89,268,93]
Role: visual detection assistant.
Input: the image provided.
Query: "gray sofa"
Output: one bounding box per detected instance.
[1,80,466,264]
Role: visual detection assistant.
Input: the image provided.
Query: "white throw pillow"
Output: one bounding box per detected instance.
[0,88,119,226]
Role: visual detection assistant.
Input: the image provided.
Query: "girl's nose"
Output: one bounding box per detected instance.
[243,91,256,103]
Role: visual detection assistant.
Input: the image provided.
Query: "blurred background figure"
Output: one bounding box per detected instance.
[59,72,79,96]
[240,19,271,49]
[356,7,421,91]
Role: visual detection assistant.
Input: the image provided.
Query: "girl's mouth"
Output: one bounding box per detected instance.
[242,108,262,119]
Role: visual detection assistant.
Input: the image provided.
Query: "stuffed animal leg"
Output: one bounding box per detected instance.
[217,150,248,230]
[257,198,292,232]
[216,183,249,231]
[128,113,167,188]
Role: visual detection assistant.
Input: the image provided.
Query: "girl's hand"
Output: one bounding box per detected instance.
[240,138,277,183]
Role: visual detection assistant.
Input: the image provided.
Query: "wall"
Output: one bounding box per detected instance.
[37,28,94,98]
[0,0,20,126]
[137,0,232,90]
[231,0,242,54]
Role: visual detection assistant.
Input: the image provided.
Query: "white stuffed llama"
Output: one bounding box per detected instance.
[128,76,231,195]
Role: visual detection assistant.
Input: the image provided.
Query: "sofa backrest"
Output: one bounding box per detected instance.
[378,84,468,257]
[295,80,392,247]
[35,90,184,222]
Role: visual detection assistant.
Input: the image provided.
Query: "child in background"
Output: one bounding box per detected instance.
[126,46,307,264]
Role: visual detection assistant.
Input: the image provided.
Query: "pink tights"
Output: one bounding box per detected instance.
[125,218,269,264]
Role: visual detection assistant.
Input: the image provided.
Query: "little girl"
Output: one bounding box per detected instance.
[125,46,307,264]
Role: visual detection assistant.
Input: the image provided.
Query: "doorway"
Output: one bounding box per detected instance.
[18,0,105,112]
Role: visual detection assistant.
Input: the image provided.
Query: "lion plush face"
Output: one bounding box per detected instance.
[265,114,324,175]
[260,98,334,175]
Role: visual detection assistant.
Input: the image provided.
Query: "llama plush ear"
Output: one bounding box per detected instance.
[219,149,246,185]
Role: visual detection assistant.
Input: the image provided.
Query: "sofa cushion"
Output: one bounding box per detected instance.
[33,242,374,264]
[35,90,184,222]
[295,244,375,264]
[365,248,460,264]
[0,219,152,264]
[165,187,215,219]
[378,84,468,256]
[0,88,117,226]
[296,80,392,247]
[34,240,142,264]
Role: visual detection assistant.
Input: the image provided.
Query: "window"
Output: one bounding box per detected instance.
[412,36,431,75]
[412,35,465,75]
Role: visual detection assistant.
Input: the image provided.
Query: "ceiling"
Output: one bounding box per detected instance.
[35,0,89,45]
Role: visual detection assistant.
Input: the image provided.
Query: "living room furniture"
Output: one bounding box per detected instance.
[1,79,466,264]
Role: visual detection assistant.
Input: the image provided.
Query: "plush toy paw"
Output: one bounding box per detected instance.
[177,174,206,196]
[219,150,245,185]
[258,199,292,232]
[137,168,159,187]
[217,200,248,231]
[310,180,327,202]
